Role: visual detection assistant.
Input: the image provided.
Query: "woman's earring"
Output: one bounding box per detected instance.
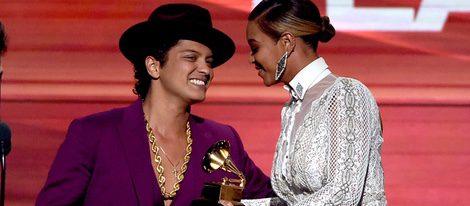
[275,51,288,81]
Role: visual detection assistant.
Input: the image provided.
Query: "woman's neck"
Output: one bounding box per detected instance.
[282,49,319,84]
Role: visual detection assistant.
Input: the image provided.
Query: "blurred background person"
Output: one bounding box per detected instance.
[0,21,7,79]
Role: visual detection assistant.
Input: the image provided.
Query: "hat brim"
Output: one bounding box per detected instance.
[119,21,235,68]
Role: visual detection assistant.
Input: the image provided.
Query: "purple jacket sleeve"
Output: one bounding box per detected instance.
[227,126,275,199]
[36,119,96,205]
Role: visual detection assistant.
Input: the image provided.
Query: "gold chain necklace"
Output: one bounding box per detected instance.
[145,120,192,200]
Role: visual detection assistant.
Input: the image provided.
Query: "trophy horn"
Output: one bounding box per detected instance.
[202,140,246,188]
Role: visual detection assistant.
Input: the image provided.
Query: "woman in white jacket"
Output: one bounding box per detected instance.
[238,0,387,205]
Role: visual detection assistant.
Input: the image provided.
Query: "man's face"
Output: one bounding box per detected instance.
[156,40,214,104]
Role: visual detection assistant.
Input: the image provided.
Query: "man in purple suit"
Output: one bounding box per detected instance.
[36,4,274,206]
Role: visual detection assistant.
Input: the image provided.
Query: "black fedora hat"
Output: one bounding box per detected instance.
[119,3,235,68]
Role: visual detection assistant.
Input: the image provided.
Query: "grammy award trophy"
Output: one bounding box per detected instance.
[191,140,246,206]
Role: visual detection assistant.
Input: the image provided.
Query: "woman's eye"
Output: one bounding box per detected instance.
[250,47,258,54]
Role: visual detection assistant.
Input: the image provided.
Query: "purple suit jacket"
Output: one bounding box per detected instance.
[36,100,273,205]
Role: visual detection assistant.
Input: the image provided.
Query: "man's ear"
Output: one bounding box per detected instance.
[145,56,160,79]
[278,32,296,54]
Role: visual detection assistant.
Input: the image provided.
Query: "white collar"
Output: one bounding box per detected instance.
[283,57,331,100]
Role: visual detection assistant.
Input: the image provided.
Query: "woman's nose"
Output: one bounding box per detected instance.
[248,55,255,64]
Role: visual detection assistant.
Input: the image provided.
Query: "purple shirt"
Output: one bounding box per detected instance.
[36,100,274,205]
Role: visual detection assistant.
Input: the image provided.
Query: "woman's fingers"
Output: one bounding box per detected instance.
[218,200,234,206]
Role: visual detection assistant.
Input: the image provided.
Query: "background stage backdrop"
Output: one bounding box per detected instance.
[1,0,470,205]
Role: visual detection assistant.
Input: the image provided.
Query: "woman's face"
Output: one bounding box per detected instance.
[157,40,214,104]
[246,21,284,87]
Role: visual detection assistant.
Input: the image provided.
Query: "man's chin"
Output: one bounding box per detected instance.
[190,97,206,105]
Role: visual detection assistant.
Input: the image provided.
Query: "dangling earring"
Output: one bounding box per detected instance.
[275,51,288,81]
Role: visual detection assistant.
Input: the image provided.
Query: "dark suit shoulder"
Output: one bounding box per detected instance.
[73,106,128,129]
[63,105,134,150]
[189,114,243,151]
[190,114,236,135]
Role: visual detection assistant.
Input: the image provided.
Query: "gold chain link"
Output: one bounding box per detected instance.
[145,120,192,200]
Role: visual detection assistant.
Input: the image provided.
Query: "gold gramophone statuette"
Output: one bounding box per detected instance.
[199,140,246,205]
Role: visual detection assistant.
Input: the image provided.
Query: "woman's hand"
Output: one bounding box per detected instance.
[218,200,234,206]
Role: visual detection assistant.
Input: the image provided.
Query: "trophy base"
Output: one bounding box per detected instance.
[192,182,244,206]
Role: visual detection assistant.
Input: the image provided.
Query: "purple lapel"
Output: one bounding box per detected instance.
[171,116,233,205]
[116,100,164,205]
[115,102,229,205]
[167,116,207,205]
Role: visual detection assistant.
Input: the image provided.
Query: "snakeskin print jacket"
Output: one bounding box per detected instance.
[243,74,387,206]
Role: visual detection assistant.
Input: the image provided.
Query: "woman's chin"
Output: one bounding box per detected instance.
[262,78,277,87]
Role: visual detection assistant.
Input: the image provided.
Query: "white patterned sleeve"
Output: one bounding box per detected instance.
[242,197,287,206]
[294,79,375,206]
